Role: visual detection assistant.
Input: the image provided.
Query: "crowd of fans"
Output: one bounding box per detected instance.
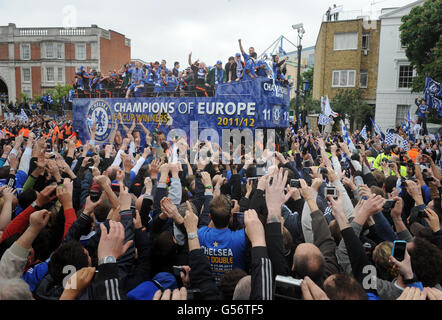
[0,112,439,301]
[73,40,290,99]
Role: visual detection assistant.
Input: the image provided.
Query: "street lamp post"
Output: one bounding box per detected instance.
[292,23,305,131]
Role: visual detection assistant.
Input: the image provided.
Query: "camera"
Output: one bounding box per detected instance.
[248,177,258,187]
[274,275,303,300]
[324,186,338,199]
[290,179,301,188]
[89,190,102,202]
[319,168,329,175]
[424,175,435,184]
[382,199,396,211]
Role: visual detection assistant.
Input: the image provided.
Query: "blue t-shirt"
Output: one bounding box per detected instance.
[129,68,145,85]
[256,60,267,77]
[417,105,428,118]
[198,226,246,285]
[243,59,256,81]
[164,76,178,92]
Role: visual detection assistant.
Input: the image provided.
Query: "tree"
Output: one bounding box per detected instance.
[330,89,374,132]
[400,0,442,92]
[298,67,321,114]
[53,84,73,105]
[19,93,30,104]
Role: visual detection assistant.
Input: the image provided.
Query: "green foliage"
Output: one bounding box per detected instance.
[296,67,321,114]
[400,0,442,92]
[330,88,374,131]
[53,84,73,105]
[19,92,29,103]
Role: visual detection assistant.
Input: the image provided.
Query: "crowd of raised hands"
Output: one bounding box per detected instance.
[0,115,440,301]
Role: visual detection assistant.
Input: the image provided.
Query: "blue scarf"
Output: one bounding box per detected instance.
[235,60,243,77]
[197,68,205,79]
[215,68,224,84]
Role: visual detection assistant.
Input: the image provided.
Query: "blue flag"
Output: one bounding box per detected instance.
[370,118,385,140]
[360,125,368,141]
[425,76,442,117]
[20,109,28,122]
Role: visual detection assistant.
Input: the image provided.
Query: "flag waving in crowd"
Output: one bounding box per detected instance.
[425,76,442,117]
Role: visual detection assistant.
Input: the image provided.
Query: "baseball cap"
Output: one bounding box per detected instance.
[235,53,241,57]
[216,60,222,65]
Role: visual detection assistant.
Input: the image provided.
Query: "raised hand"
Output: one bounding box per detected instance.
[98,220,133,260]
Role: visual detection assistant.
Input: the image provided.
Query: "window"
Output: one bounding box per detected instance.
[22,68,31,83]
[362,33,370,50]
[46,43,54,58]
[21,44,30,60]
[58,67,63,82]
[57,43,64,59]
[46,67,54,82]
[22,86,32,98]
[396,105,408,126]
[76,44,86,60]
[398,65,413,88]
[360,71,368,88]
[334,32,358,50]
[332,70,356,87]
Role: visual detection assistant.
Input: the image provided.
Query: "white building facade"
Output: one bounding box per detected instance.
[374,0,424,130]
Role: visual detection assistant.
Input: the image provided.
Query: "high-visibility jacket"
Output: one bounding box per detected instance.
[52,126,59,140]
[19,128,30,138]
[64,125,72,136]
[408,148,419,163]
[2,129,15,138]
[68,132,82,148]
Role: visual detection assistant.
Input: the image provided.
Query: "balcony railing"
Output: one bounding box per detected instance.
[322,9,381,22]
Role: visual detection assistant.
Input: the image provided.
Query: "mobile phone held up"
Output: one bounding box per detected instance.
[382,199,397,211]
[290,179,301,188]
[392,240,407,262]
[324,186,338,199]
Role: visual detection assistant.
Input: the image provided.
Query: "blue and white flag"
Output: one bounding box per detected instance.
[370,118,385,140]
[341,120,355,152]
[290,126,296,136]
[385,130,394,146]
[321,95,338,118]
[318,113,331,126]
[360,125,368,141]
[20,109,28,122]
[401,105,415,136]
[401,138,409,151]
[425,76,442,117]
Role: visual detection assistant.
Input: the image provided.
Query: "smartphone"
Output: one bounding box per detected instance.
[233,212,244,228]
[290,179,301,188]
[172,265,184,278]
[89,190,102,202]
[324,186,338,199]
[383,199,397,211]
[111,184,120,193]
[392,240,407,262]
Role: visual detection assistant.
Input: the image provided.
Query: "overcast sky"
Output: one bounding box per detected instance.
[1,0,413,67]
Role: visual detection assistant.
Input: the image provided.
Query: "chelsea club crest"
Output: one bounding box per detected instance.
[87,100,113,142]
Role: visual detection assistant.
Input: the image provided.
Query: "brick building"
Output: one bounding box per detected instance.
[0,23,131,103]
[312,17,381,108]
